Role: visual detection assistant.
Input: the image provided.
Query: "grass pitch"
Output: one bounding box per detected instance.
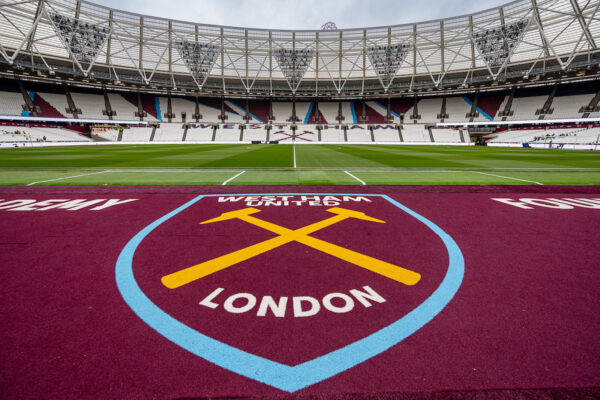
[1,143,599,185]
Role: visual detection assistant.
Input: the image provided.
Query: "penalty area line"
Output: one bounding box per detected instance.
[26,170,110,186]
[345,170,366,185]
[470,171,544,185]
[222,170,246,186]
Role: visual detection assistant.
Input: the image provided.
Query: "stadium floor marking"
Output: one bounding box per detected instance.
[26,170,110,186]
[344,171,366,185]
[222,170,246,185]
[293,142,297,169]
[470,171,544,185]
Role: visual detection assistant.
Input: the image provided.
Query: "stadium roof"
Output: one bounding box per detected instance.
[0,0,599,96]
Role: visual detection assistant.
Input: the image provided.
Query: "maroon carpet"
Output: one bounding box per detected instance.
[0,186,599,399]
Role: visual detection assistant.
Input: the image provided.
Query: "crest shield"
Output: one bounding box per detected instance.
[116,193,464,392]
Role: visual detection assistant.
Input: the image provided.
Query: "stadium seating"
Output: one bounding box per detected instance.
[431,127,464,143]
[0,92,25,116]
[270,124,295,141]
[0,126,92,142]
[107,93,139,119]
[243,124,269,141]
[216,124,242,141]
[121,127,153,141]
[416,98,442,122]
[294,125,318,142]
[319,125,345,142]
[444,97,472,123]
[347,125,373,142]
[401,124,431,142]
[372,125,400,142]
[153,124,185,141]
[318,102,340,124]
[185,124,214,141]
[71,92,108,120]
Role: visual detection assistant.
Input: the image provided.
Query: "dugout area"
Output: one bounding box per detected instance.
[0,185,599,399]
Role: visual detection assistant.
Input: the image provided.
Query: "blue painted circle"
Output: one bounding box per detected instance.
[116,194,464,392]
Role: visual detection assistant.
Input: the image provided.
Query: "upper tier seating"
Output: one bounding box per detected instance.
[444,97,472,123]
[107,93,139,120]
[549,94,594,119]
[71,92,108,120]
[417,98,442,122]
[0,92,26,116]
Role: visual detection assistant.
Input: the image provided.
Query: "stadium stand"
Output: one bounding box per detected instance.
[372,125,400,142]
[71,92,108,120]
[0,92,26,116]
[401,124,431,142]
[153,124,185,141]
[270,124,295,141]
[216,124,242,141]
[319,125,346,142]
[121,127,153,142]
[107,93,139,119]
[416,98,442,122]
[294,125,318,142]
[431,127,464,143]
[185,124,214,141]
[0,125,91,142]
[347,125,373,142]
[444,97,472,123]
[243,124,269,141]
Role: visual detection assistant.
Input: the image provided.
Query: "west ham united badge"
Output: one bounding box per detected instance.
[116,193,464,392]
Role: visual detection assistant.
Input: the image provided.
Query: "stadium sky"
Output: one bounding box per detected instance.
[96,0,510,30]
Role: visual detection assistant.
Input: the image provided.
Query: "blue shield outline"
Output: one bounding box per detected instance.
[115,193,464,392]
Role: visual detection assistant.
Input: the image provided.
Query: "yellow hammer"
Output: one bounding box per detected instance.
[161,207,421,289]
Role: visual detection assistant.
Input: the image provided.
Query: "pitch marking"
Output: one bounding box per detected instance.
[470,171,544,185]
[345,171,366,185]
[26,170,110,186]
[221,170,246,185]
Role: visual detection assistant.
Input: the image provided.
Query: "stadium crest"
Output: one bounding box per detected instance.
[116,193,464,392]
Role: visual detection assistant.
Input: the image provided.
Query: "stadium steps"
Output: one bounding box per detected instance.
[103,90,114,120]
[468,93,479,122]
[17,80,37,116]
[501,87,517,121]
[182,125,188,141]
[537,84,558,120]
[582,89,600,118]
[63,84,79,119]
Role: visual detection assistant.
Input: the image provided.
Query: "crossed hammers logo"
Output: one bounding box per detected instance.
[161,207,421,289]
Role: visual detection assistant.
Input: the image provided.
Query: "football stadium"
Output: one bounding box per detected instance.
[0,0,599,398]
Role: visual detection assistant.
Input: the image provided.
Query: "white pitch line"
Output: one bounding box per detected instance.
[471,171,544,185]
[26,170,110,186]
[345,170,366,185]
[222,170,246,186]
[293,142,297,168]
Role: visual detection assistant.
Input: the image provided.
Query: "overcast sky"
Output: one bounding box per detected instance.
[94,0,510,30]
